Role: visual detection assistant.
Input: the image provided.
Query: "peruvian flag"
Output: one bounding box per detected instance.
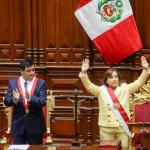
[75,0,142,65]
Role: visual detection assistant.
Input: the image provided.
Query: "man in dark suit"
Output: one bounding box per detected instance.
[4,59,47,144]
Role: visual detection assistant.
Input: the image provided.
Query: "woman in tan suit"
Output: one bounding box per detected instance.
[79,56,150,150]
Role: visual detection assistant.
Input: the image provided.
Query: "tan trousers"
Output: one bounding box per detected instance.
[100,126,129,150]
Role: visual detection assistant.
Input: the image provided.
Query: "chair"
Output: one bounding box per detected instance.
[0,97,12,144]
[0,90,55,144]
[129,79,150,149]
[131,101,150,148]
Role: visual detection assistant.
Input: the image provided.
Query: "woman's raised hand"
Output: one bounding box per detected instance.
[81,58,89,73]
[141,56,149,69]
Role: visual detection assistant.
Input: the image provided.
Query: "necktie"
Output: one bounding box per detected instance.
[24,80,28,90]
[24,80,29,113]
[24,80,29,99]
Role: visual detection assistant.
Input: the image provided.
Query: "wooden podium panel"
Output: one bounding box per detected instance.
[0,145,100,150]
[128,122,150,149]
[128,122,150,134]
[99,140,121,150]
[0,145,98,150]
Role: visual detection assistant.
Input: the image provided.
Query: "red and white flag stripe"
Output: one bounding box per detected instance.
[75,0,142,65]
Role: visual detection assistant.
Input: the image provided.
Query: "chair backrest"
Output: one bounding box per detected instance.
[0,97,12,144]
[133,101,150,122]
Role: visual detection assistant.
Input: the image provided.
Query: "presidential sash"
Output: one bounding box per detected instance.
[100,85,131,137]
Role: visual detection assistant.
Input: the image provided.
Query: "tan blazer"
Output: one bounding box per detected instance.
[79,70,149,127]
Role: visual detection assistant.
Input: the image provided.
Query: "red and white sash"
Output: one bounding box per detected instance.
[100,85,131,137]
[18,77,38,113]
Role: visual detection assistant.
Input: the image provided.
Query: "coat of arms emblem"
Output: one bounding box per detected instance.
[97,0,123,23]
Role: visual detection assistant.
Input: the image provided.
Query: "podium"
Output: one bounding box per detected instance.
[128,122,150,149]
[0,144,100,150]
[99,140,121,150]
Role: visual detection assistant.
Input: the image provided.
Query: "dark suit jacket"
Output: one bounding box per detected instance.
[4,78,47,135]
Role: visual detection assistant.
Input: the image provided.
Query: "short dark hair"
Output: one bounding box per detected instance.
[104,68,121,85]
[19,59,33,70]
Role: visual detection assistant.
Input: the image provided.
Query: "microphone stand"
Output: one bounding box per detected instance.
[71,89,81,146]
[137,101,148,150]
[68,89,84,146]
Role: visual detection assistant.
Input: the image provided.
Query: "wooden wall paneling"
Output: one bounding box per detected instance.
[45,0,59,65]
[130,0,143,38]
[52,118,75,137]
[140,0,150,48]
[92,49,107,67]
[0,0,32,64]
[47,69,81,94]
[37,0,45,66]
[13,0,24,60]
[57,0,73,64]
[80,97,99,144]
[82,98,99,144]
[91,108,99,143]
[50,96,99,144]
[23,0,32,59]
[31,0,38,63]
[89,70,105,86]
[119,69,137,83]
[73,0,91,65]
[84,108,92,144]
[78,109,85,142]
[0,0,27,63]
[0,0,14,63]
[131,0,150,50]
[51,103,75,141]
[0,0,9,45]
[45,0,90,66]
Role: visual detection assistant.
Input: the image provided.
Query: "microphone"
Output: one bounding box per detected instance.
[12,113,28,125]
[0,113,28,133]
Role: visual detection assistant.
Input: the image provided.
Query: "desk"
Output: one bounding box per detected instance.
[0,145,99,150]
[128,122,150,149]
[128,122,150,133]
